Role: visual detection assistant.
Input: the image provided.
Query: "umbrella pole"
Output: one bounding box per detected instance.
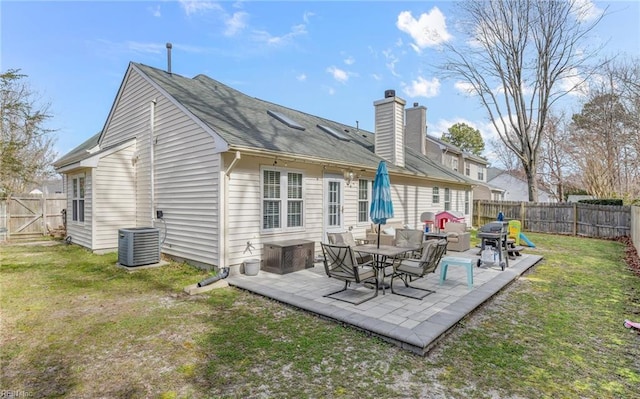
[377,224,381,248]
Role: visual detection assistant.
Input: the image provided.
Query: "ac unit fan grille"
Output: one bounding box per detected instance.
[118,227,160,267]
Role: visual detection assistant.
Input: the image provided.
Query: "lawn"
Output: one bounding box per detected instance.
[1,233,639,398]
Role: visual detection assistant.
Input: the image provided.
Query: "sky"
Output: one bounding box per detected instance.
[2,0,639,164]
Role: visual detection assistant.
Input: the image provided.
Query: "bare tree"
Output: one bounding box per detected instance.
[571,57,640,201]
[442,0,606,201]
[488,136,519,172]
[538,111,575,201]
[0,69,56,196]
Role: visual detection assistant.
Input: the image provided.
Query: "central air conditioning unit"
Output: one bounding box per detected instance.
[118,227,160,267]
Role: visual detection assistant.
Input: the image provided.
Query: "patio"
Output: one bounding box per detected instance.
[226,248,542,355]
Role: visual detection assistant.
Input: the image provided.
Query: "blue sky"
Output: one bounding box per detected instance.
[2,0,639,163]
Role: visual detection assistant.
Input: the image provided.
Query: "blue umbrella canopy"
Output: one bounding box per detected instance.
[369,160,394,225]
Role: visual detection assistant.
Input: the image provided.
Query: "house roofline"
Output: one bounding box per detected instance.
[229,146,473,187]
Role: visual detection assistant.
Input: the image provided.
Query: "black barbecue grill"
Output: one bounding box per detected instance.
[477,221,509,270]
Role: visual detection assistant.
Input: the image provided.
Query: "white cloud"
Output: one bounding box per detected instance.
[126,41,165,54]
[371,73,382,81]
[344,56,355,65]
[572,0,603,22]
[296,73,307,82]
[253,24,307,46]
[557,67,589,97]
[179,0,221,16]
[396,8,452,52]
[149,5,161,18]
[382,49,400,77]
[303,11,315,24]
[224,11,248,36]
[402,76,440,98]
[454,81,477,96]
[326,66,350,83]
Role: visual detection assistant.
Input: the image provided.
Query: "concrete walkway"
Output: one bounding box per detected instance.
[226,249,542,355]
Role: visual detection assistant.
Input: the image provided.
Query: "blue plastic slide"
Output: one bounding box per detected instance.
[519,233,536,248]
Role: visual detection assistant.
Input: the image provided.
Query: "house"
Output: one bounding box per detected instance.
[54,61,474,271]
[424,134,504,201]
[487,167,557,202]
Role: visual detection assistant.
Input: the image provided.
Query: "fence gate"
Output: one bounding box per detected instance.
[1,194,66,241]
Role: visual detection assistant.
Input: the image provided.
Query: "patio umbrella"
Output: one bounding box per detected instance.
[369,160,394,248]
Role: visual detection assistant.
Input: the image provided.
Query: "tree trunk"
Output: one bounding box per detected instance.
[524,163,539,202]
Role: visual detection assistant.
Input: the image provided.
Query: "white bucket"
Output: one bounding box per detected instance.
[244,259,260,276]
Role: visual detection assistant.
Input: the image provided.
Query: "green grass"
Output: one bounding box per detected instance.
[1,234,639,398]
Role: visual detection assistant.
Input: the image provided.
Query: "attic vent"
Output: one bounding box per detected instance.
[267,110,305,130]
[317,124,350,141]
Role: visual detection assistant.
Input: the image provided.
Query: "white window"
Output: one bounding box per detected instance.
[262,169,304,230]
[465,162,470,176]
[444,188,451,211]
[478,167,485,181]
[72,175,85,223]
[358,179,369,223]
[433,187,440,204]
[452,158,459,172]
[465,190,470,214]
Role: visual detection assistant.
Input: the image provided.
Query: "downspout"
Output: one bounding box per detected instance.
[223,151,241,271]
[150,99,156,226]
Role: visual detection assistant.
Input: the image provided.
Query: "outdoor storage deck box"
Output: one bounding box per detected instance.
[262,239,315,274]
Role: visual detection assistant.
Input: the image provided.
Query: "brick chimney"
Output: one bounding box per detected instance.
[405,102,427,156]
[374,90,406,167]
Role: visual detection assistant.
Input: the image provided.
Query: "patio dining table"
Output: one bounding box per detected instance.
[355,244,421,294]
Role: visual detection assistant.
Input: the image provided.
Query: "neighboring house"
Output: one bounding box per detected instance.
[424,134,504,201]
[27,178,64,195]
[487,167,557,202]
[54,62,474,271]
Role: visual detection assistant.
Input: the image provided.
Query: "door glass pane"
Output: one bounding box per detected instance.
[327,181,341,227]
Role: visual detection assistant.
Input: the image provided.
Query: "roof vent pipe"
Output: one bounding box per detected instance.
[166,42,172,74]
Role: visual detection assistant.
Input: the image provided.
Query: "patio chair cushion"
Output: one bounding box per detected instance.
[390,239,448,299]
[320,243,379,305]
[443,222,470,252]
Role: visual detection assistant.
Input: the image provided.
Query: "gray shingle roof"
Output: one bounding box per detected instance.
[57,62,474,186]
[53,131,101,168]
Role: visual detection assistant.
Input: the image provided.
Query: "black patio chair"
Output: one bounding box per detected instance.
[320,242,378,305]
[390,239,448,299]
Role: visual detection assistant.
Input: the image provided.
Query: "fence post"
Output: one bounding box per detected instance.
[573,202,577,236]
[42,195,47,235]
[520,202,525,229]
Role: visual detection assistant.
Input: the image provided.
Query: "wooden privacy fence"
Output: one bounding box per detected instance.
[0,194,67,241]
[473,200,631,239]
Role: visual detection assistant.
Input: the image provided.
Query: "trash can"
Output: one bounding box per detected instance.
[243,259,260,276]
[508,220,521,246]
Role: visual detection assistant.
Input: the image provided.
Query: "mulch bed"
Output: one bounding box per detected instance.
[618,236,640,277]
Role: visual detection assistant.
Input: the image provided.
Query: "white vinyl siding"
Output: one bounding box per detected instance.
[152,97,221,266]
[226,158,321,266]
[93,144,136,250]
[96,68,222,264]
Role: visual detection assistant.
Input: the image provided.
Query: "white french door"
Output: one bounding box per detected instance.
[323,174,344,241]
